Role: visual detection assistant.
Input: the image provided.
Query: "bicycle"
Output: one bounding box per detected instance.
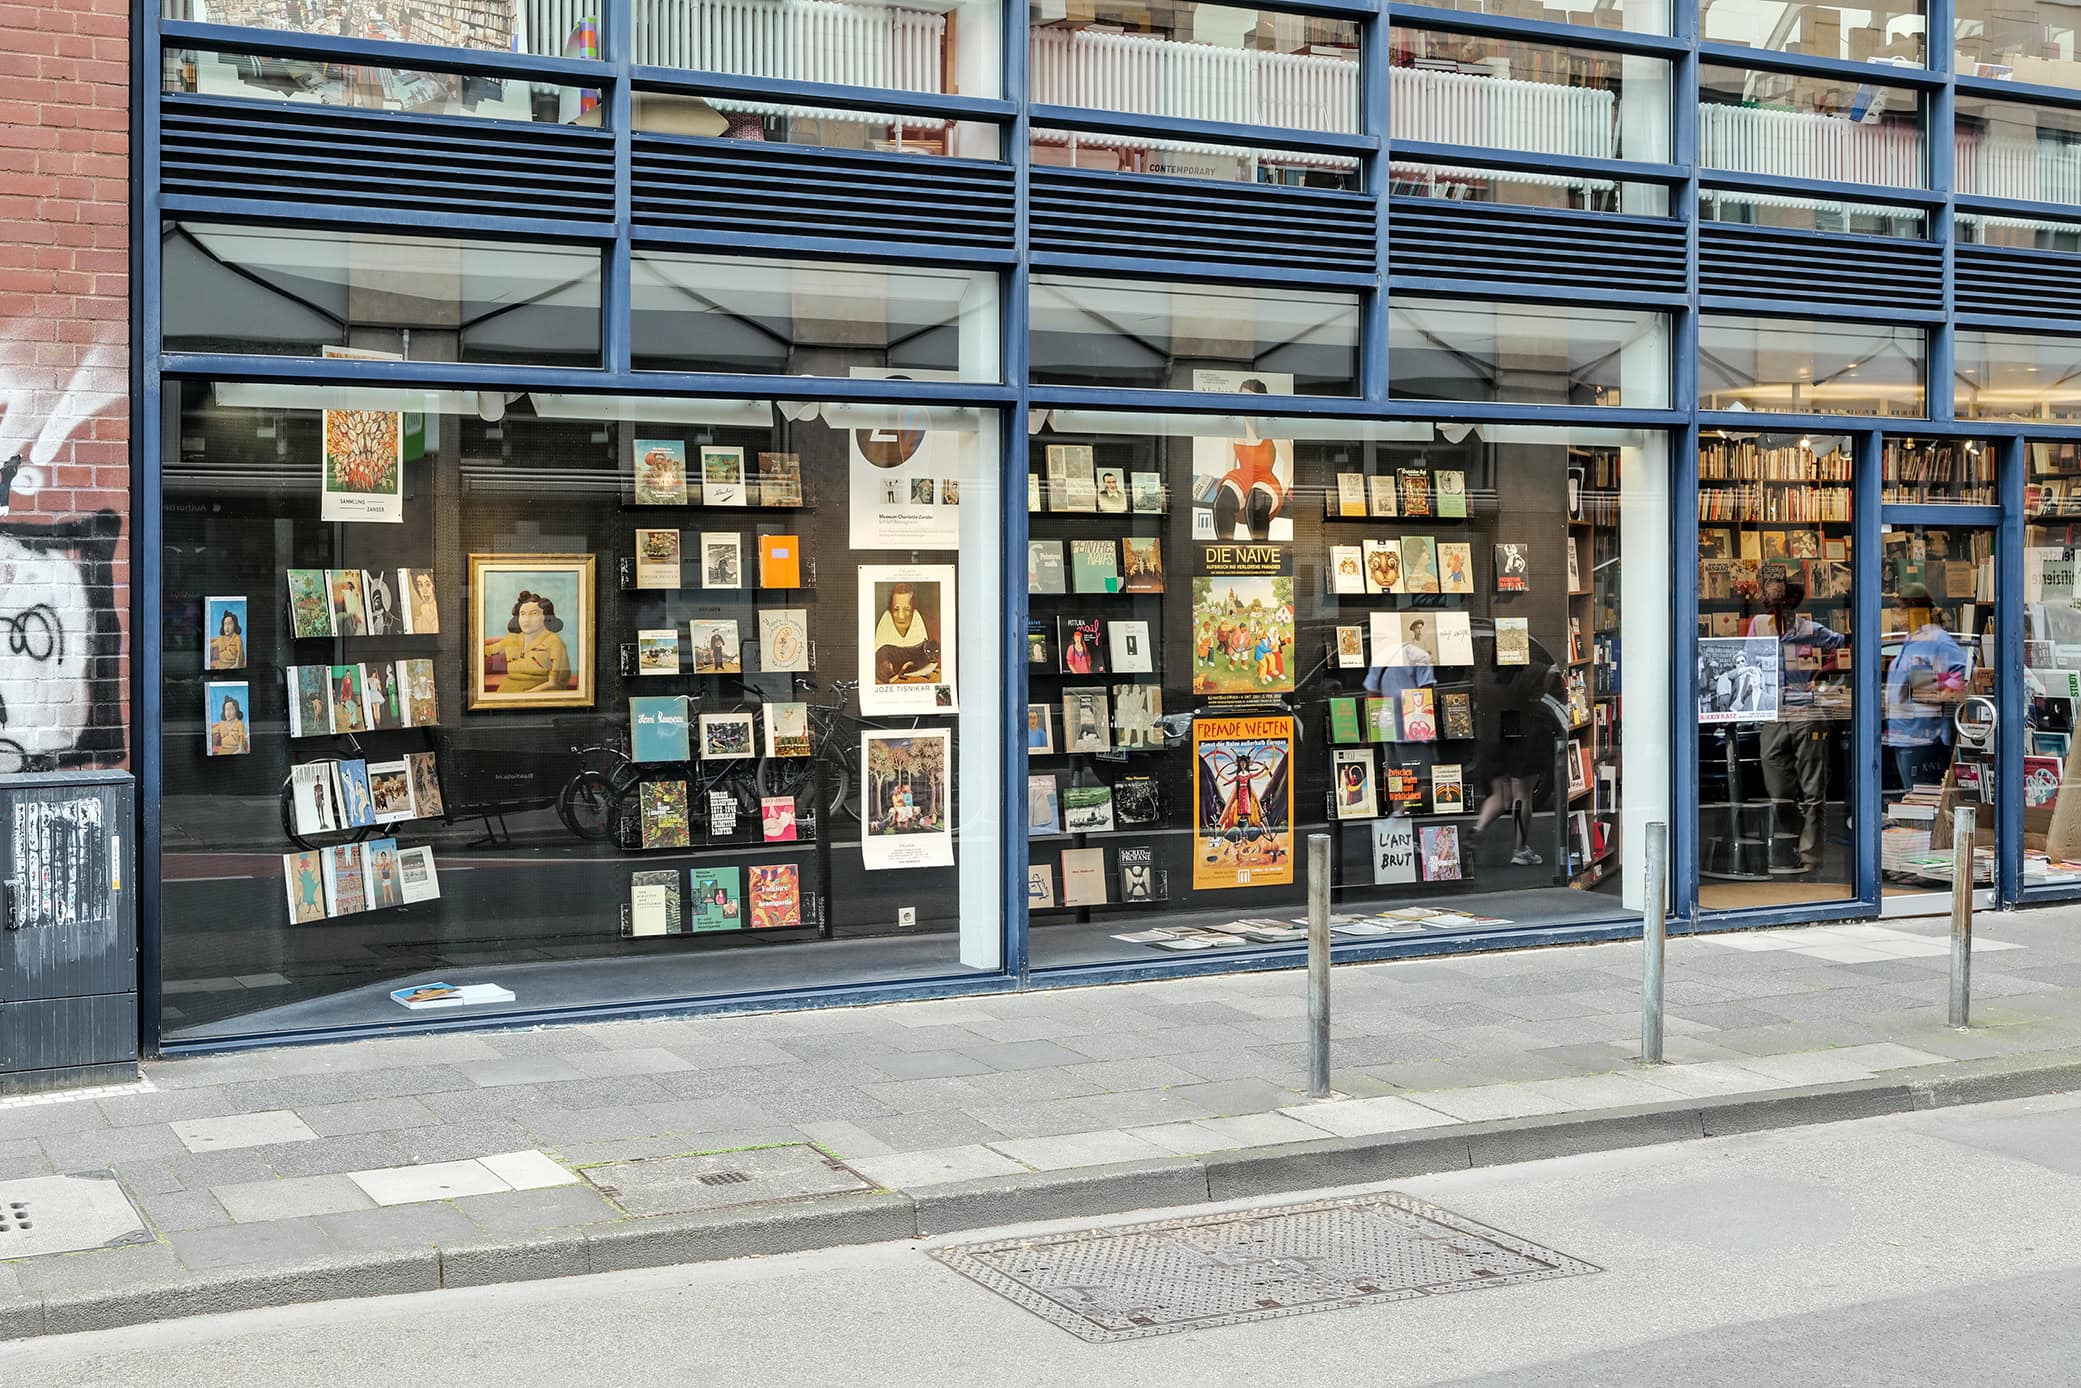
[555,720,764,846]
[753,677,863,822]
[279,749,378,853]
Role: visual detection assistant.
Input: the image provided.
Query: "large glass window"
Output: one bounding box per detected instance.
[1959,209,2081,251]
[1034,128,1361,189]
[2024,441,2081,887]
[1957,95,2081,204]
[1703,1,1926,65]
[640,0,1003,98]
[1956,330,2081,422]
[159,382,1002,1041]
[1023,417,1668,966]
[162,223,604,366]
[636,93,1002,159]
[1390,299,1672,408]
[632,253,1000,380]
[1029,276,1362,395]
[1029,0,1360,133]
[1390,160,1670,215]
[1957,0,2081,88]
[164,46,592,123]
[1882,436,1997,504]
[1699,64,1927,188]
[1388,28,1672,164]
[1699,191,1928,239]
[1695,432,1856,911]
[1699,315,1927,416]
[161,0,565,57]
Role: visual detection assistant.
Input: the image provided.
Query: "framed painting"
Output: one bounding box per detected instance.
[469,553,595,710]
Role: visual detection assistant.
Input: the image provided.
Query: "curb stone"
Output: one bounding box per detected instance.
[5,1050,2080,1343]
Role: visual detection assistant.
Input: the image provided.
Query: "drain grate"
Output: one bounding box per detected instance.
[583,1144,869,1217]
[0,1173,152,1262]
[930,1193,1600,1342]
[697,1171,753,1186]
[0,1201,30,1233]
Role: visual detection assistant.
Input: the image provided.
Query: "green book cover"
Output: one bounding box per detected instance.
[686,865,743,932]
[1070,538,1122,594]
[1364,697,1395,742]
[1436,470,1468,518]
[1328,696,1360,744]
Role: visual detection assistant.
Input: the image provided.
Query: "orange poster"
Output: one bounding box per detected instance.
[1191,715,1295,891]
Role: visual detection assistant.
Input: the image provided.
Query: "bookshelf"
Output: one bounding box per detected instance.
[1566,448,1620,890]
[1882,438,1995,505]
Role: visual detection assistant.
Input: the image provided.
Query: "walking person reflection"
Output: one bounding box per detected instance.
[1746,572,1848,874]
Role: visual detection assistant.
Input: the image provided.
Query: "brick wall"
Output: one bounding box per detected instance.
[0,0,129,772]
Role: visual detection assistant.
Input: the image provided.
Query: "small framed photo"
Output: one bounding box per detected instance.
[699,711,756,760]
[469,553,595,710]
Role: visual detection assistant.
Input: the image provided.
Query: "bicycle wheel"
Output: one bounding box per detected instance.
[557,769,620,841]
[279,760,375,852]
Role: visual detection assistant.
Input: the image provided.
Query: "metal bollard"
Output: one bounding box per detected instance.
[1641,821,1668,1064]
[1951,806,1974,1028]
[1307,833,1332,1100]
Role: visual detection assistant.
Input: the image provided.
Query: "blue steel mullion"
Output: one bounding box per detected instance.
[604,0,634,375]
[1671,0,1700,923]
[1364,4,1390,406]
[1929,0,1956,426]
[137,0,165,1056]
[1853,429,1883,904]
[1006,0,1032,985]
[1998,434,2026,905]
[1696,39,1947,89]
[1696,169,1946,208]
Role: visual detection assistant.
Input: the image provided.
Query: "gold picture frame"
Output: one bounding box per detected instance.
[469,553,595,710]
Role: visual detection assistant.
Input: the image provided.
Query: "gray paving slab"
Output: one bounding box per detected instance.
[294,1097,442,1137]
[847,1109,1004,1151]
[452,1056,588,1088]
[212,1174,375,1223]
[315,1201,483,1254]
[563,1047,699,1078]
[454,1184,621,1236]
[256,1133,414,1179]
[95,1088,236,1128]
[963,1097,1124,1141]
[861,1049,997,1080]
[388,1118,538,1164]
[133,1187,234,1235]
[169,1218,338,1273]
[955,1039,1094,1071]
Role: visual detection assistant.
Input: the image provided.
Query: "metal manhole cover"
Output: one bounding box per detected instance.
[583,1144,869,1216]
[0,1172,152,1262]
[930,1193,1600,1342]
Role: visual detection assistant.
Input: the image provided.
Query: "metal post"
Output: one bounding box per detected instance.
[1307,833,1332,1100]
[1951,806,1974,1028]
[1642,821,1668,1064]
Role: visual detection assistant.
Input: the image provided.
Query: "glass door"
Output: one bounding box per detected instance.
[1877,521,2001,914]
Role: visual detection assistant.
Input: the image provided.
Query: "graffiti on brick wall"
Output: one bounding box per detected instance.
[0,335,123,511]
[0,511,122,772]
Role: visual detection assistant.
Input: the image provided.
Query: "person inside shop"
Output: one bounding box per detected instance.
[1884,581,1970,793]
[874,582,939,683]
[209,609,244,670]
[1472,635,1561,867]
[1745,571,1849,874]
[483,591,572,695]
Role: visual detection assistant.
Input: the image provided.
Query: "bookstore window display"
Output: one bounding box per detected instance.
[161,222,605,367]
[1698,65,1927,190]
[2022,442,2081,890]
[1956,331,2081,423]
[1029,277,1363,395]
[1389,299,1671,408]
[1698,315,1926,417]
[158,380,1002,1040]
[1694,433,1856,912]
[1022,415,1667,967]
[1878,523,1999,896]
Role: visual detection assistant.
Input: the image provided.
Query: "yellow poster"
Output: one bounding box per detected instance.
[1192,715,1295,891]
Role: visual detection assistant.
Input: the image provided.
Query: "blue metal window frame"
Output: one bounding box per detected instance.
[135,0,2081,1052]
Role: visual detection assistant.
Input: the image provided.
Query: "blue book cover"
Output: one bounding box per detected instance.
[335,760,376,828]
[630,696,690,763]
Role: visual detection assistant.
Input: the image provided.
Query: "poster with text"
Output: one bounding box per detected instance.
[1190,544,1295,700]
[319,345,406,523]
[859,563,958,714]
[846,367,969,549]
[861,728,955,871]
[1697,636,1781,724]
[1189,369,1294,543]
[1192,714,1294,891]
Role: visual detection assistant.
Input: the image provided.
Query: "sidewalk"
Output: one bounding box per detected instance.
[8,908,2081,1339]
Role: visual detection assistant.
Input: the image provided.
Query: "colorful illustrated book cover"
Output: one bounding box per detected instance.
[1191,715,1294,891]
[639,779,692,849]
[1190,543,1295,696]
[634,438,688,505]
[686,865,744,931]
[747,863,802,929]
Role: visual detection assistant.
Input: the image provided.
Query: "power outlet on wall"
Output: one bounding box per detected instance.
[898,906,917,927]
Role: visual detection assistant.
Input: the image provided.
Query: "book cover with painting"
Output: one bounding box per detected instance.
[1438,542,1474,593]
[1431,763,1465,813]
[1440,689,1475,740]
[1329,544,1365,595]
[756,451,802,506]
[1121,536,1164,592]
[639,780,691,849]
[747,863,802,929]
[628,869,683,937]
[1332,747,1377,819]
[283,849,327,923]
[1062,782,1115,832]
[1496,617,1531,665]
[1398,468,1432,517]
[1420,824,1462,881]
[764,701,811,757]
[634,438,687,505]
[287,569,333,637]
[700,446,746,505]
[1435,470,1467,518]
[687,865,744,931]
[761,796,799,842]
[1400,687,1437,742]
[637,629,681,675]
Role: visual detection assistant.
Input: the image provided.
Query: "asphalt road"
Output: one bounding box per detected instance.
[7,1093,2081,1387]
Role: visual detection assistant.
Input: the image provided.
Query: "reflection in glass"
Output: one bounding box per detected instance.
[1702,0,1926,65]
[1035,129,1360,189]
[1029,276,1361,395]
[1695,432,1856,910]
[165,46,591,123]
[1388,27,1671,167]
[160,380,1003,1040]
[1956,0,2081,89]
[162,223,604,366]
[1879,524,1997,893]
[631,252,1000,379]
[1390,160,1670,215]
[1957,95,2081,204]
[1882,437,1996,504]
[1029,0,1360,133]
[637,94,1001,159]
[1956,330,2081,422]
[161,0,560,55]
[1699,64,1926,188]
[1021,417,1664,967]
[1699,315,1926,416]
[640,0,1003,98]
[1390,299,1671,408]
[2024,446,2081,886]
[1959,210,2081,251]
[1699,190,1926,239]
